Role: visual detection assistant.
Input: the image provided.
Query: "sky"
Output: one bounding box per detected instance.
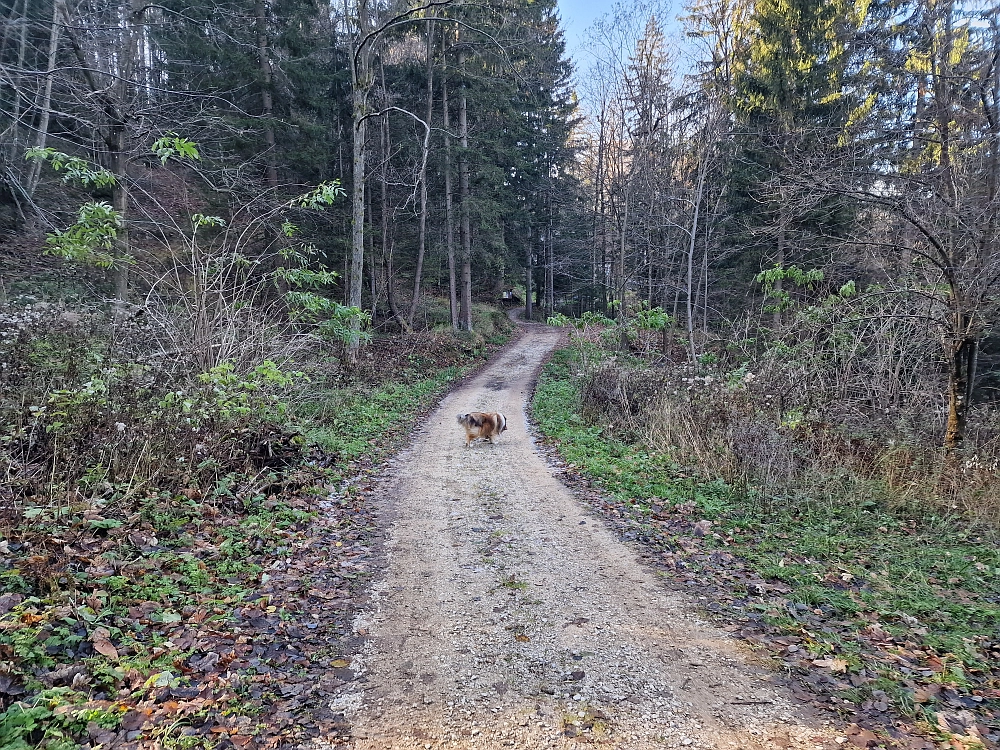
[556,0,687,78]
[556,0,610,60]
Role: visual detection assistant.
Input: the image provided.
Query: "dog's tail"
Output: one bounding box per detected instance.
[497,412,507,433]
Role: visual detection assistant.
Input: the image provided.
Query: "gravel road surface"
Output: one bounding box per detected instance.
[324,324,843,750]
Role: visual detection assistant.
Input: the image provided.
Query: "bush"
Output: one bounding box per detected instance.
[0,302,305,518]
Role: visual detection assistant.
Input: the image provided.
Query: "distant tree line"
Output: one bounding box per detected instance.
[560,0,999,449]
[0,0,579,357]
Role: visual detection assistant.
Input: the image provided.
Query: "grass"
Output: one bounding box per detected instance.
[299,365,465,475]
[532,348,1000,736]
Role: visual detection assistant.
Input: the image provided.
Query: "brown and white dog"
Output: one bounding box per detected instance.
[457,412,507,447]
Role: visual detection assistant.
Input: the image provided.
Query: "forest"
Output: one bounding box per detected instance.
[1,0,999,747]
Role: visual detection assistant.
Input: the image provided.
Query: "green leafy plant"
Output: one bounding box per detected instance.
[276,243,371,348]
[290,181,345,209]
[755,264,825,313]
[43,202,123,267]
[24,148,116,188]
[197,360,303,422]
[151,133,201,164]
[547,311,613,371]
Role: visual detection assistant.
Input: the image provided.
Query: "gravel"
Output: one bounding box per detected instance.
[316,325,842,750]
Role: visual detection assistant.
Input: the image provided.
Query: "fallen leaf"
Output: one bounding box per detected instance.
[812,658,848,673]
[91,627,118,659]
[515,634,530,642]
[330,659,351,668]
[913,684,943,704]
[847,726,879,748]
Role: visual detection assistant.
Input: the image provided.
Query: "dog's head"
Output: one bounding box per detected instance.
[457,413,482,428]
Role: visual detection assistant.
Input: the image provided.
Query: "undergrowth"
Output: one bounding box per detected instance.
[533,347,1000,747]
[0,302,513,749]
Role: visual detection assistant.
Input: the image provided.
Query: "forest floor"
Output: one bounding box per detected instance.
[317,322,845,750]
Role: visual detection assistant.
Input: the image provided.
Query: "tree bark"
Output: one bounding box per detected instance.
[592,108,606,297]
[9,0,29,162]
[441,41,458,330]
[457,47,473,331]
[772,207,786,330]
[26,0,63,197]
[525,227,533,321]
[686,153,707,362]
[945,334,976,449]
[407,20,435,329]
[347,0,372,362]
[545,182,554,316]
[109,124,130,304]
[365,165,377,316]
[255,0,278,187]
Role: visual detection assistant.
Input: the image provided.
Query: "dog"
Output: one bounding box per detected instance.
[457,412,507,447]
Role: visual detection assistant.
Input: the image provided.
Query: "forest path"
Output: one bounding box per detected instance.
[327,323,841,750]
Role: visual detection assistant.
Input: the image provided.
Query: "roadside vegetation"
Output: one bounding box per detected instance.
[1,272,512,749]
[533,317,1000,750]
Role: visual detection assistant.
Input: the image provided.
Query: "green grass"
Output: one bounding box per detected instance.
[300,364,464,473]
[532,348,1000,719]
[533,350,726,508]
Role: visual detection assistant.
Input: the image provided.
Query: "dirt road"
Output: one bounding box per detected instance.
[327,324,843,750]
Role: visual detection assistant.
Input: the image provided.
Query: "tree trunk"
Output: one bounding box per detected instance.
[700,232,709,336]
[407,20,434,329]
[945,334,976,449]
[525,227,533,321]
[347,0,372,362]
[592,108,606,294]
[457,47,473,331]
[618,190,628,313]
[686,153,707,362]
[27,0,63,196]
[441,39,458,331]
[772,208,786,330]
[109,124,130,305]
[545,185,554,316]
[378,90,408,331]
[9,0,28,162]
[255,0,278,187]
[365,168,377,317]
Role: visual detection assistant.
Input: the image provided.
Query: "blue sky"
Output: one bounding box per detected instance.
[556,0,686,74]
[556,0,610,58]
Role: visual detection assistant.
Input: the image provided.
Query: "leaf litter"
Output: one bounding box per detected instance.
[1,329,518,749]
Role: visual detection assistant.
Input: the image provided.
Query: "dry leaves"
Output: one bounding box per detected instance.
[90,627,118,659]
[812,657,849,673]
